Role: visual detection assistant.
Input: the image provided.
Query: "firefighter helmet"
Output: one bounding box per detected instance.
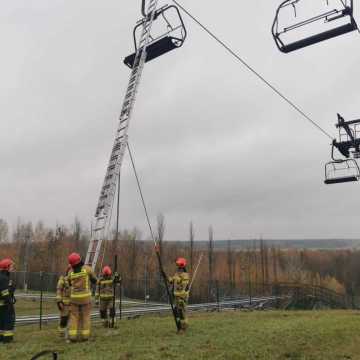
[68,252,81,266]
[0,258,14,271]
[176,257,187,268]
[102,266,112,276]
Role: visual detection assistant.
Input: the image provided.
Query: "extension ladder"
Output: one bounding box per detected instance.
[85,0,159,270]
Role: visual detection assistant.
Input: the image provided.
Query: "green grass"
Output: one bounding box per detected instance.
[3,310,360,359]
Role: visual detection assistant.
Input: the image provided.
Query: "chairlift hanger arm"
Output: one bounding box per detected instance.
[337,113,355,142]
[133,5,187,51]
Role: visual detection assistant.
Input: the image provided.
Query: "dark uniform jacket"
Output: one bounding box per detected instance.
[0,271,14,306]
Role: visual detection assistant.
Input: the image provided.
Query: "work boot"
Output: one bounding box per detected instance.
[2,336,13,343]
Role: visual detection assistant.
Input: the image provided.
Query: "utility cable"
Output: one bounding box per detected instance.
[172,0,334,141]
[127,142,156,243]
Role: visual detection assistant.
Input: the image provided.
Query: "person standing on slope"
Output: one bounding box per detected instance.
[67,253,97,342]
[168,257,190,333]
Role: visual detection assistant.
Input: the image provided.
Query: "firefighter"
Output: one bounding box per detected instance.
[67,253,97,342]
[168,257,190,332]
[0,258,16,343]
[95,266,120,328]
[56,266,71,337]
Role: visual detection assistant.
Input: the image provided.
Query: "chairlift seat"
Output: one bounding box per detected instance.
[272,1,358,53]
[279,22,357,53]
[324,175,359,185]
[124,36,180,69]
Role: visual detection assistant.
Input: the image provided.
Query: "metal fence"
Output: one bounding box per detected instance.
[11,271,353,310]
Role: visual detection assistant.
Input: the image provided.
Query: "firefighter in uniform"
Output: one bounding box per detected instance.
[96,266,120,328]
[0,258,16,343]
[56,266,71,337]
[168,257,190,332]
[67,253,97,342]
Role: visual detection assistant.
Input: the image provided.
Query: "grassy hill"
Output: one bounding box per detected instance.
[4,310,360,359]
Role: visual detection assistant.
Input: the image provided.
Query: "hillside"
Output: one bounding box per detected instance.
[4,310,360,359]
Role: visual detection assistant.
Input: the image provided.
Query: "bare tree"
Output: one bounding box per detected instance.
[189,221,195,272]
[156,213,165,262]
[226,240,236,288]
[208,225,214,297]
[0,219,9,243]
[156,213,166,298]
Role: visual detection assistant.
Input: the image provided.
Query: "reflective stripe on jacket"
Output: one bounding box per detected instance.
[0,271,11,306]
[68,266,97,305]
[96,277,113,300]
[56,275,71,305]
[169,271,190,299]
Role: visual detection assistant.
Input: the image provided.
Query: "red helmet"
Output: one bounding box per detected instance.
[102,266,112,276]
[68,252,81,266]
[176,257,187,268]
[0,258,14,271]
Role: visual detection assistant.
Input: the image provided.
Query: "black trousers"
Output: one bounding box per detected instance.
[0,304,15,342]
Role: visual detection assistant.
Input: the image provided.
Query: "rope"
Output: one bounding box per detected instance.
[172,0,334,141]
[127,142,156,243]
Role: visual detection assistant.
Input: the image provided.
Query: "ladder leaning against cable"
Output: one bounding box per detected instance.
[85,0,160,271]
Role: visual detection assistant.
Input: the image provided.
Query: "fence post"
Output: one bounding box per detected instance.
[216,280,220,312]
[119,282,122,320]
[39,271,43,330]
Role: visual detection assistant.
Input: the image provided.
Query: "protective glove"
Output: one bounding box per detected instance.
[114,273,121,283]
[57,301,64,311]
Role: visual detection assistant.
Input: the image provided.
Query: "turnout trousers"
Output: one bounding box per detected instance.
[58,304,70,337]
[68,303,91,342]
[175,297,188,330]
[0,304,15,343]
[99,299,114,327]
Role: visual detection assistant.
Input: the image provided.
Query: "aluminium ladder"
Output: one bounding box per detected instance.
[85,0,159,270]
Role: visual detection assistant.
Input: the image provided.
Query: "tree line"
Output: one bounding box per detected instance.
[0,216,359,299]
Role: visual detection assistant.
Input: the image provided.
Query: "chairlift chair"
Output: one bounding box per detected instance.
[324,138,360,185]
[124,4,187,68]
[324,158,360,184]
[272,0,358,53]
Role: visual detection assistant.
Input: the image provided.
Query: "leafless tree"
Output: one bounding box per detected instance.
[189,221,195,272]
[0,219,9,243]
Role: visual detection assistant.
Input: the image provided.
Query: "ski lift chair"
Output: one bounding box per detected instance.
[272,0,358,53]
[324,159,360,184]
[124,5,187,68]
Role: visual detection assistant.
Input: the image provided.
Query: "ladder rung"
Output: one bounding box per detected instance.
[94,227,104,232]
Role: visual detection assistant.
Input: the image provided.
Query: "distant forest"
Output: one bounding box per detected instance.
[0,217,360,299]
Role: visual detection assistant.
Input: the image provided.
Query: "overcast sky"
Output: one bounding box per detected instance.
[1,0,360,240]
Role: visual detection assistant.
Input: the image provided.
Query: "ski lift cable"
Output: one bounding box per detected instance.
[127,141,156,244]
[172,0,334,141]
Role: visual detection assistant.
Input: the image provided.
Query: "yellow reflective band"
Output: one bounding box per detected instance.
[63,300,70,305]
[3,332,14,337]
[101,280,112,285]
[71,292,91,299]
[69,269,88,280]
[68,330,78,336]
[81,330,90,335]
[1,290,9,296]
